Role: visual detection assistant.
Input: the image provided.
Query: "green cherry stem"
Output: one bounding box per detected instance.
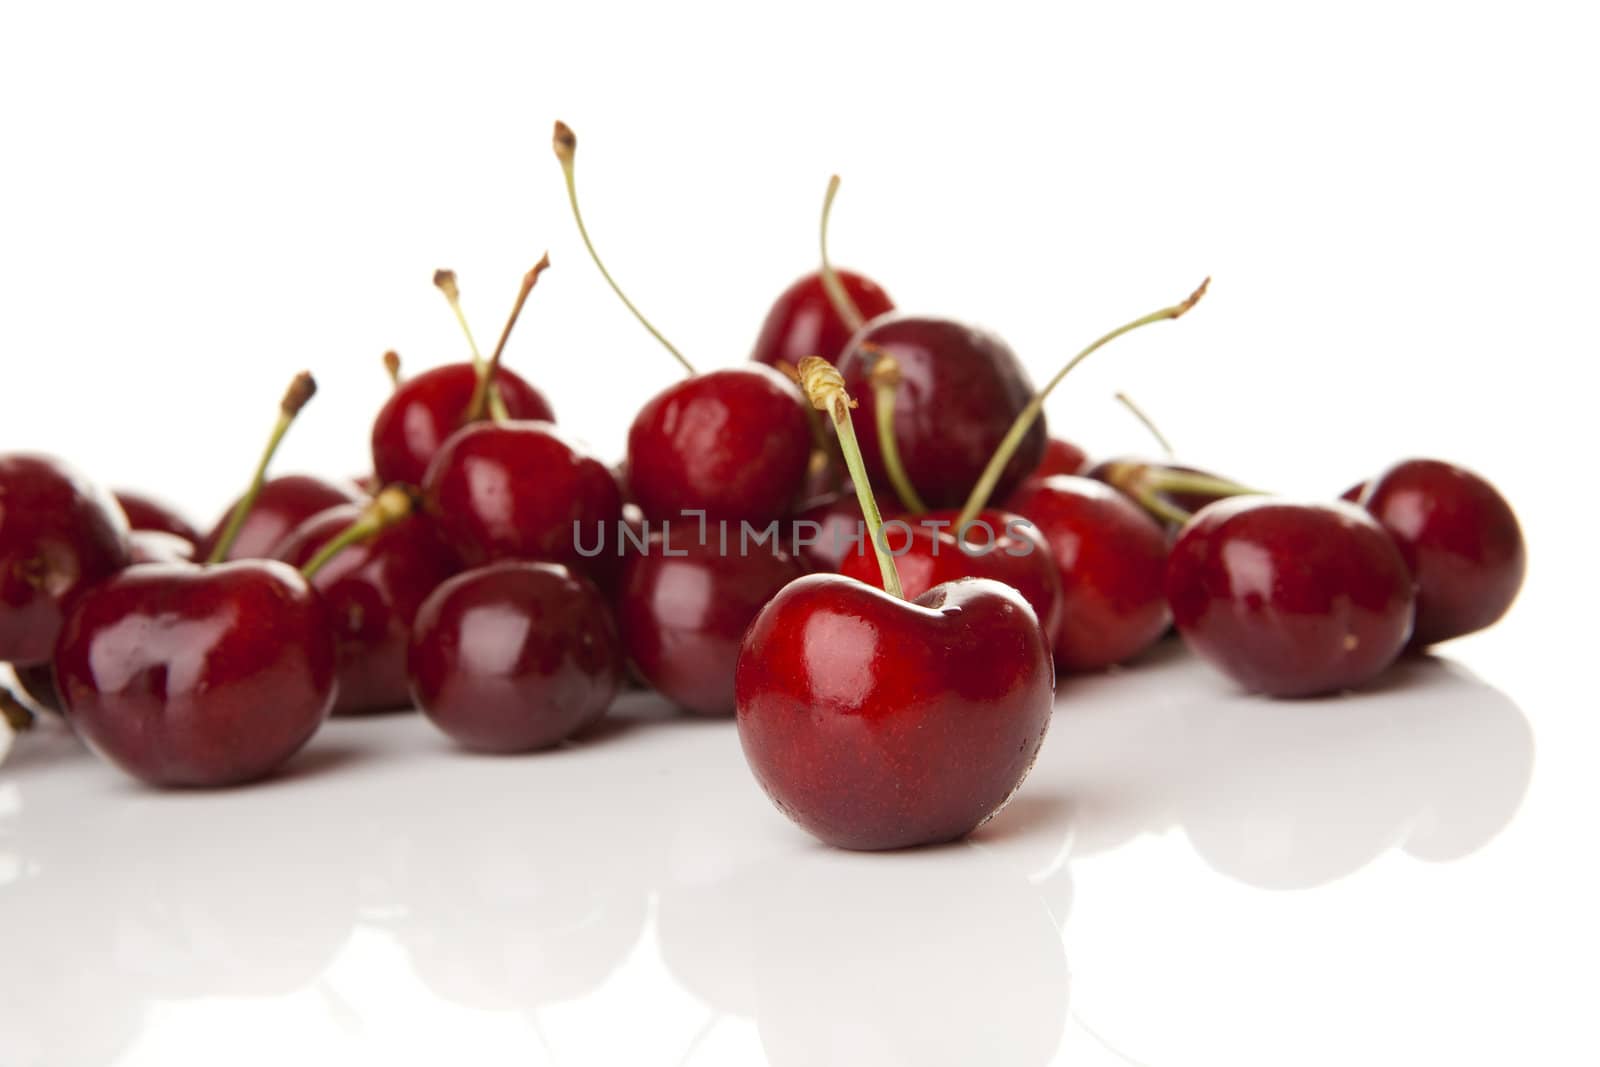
[1113,391,1175,458]
[433,270,487,373]
[552,121,696,376]
[797,356,903,599]
[953,277,1211,530]
[467,254,550,423]
[819,175,865,332]
[861,345,928,515]
[299,486,417,581]
[1,686,34,734]
[206,371,318,564]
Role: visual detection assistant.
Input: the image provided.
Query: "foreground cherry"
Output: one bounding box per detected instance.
[1357,458,1525,648]
[1166,497,1416,697]
[735,358,1054,850]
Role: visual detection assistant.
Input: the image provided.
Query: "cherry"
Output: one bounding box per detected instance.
[1007,475,1173,671]
[51,372,339,786]
[615,531,805,716]
[1030,437,1090,481]
[200,473,364,563]
[0,453,131,667]
[114,490,201,547]
[1357,458,1525,647]
[129,529,197,564]
[734,358,1054,850]
[790,491,875,572]
[369,265,555,488]
[274,488,455,715]
[408,561,622,752]
[553,121,813,523]
[1166,497,1416,697]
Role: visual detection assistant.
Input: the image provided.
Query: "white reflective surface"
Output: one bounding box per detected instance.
[5,627,1591,1067]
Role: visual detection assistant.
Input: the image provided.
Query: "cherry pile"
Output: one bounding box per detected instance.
[0,122,1525,852]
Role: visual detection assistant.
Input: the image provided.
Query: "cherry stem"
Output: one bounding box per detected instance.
[1105,461,1262,526]
[383,350,403,390]
[819,175,865,332]
[861,345,927,514]
[1113,391,1175,458]
[299,486,416,581]
[797,357,903,598]
[552,121,696,376]
[1,686,34,733]
[433,270,487,373]
[953,278,1210,530]
[206,372,317,564]
[467,255,551,423]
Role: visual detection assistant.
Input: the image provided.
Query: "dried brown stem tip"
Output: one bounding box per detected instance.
[1174,277,1211,318]
[383,350,401,378]
[281,371,317,416]
[433,269,460,301]
[552,121,577,162]
[797,356,858,420]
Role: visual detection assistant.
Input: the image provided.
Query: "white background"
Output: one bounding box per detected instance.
[3,2,1599,1065]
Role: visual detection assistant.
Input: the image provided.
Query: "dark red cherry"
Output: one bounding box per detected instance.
[408,561,622,752]
[1031,437,1090,481]
[1166,497,1416,697]
[736,575,1054,850]
[790,492,870,572]
[836,509,1063,646]
[626,366,812,523]
[616,531,805,716]
[0,453,131,667]
[750,270,894,369]
[1005,475,1171,671]
[371,362,554,487]
[53,561,337,786]
[1358,458,1524,647]
[129,529,196,564]
[11,663,62,715]
[201,474,364,562]
[838,316,1045,510]
[274,503,458,715]
[114,490,201,547]
[422,420,623,586]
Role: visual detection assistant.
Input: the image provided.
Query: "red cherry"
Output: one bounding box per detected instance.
[371,363,554,487]
[53,560,336,786]
[1031,437,1090,481]
[0,453,131,666]
[113,490,201,547]
[1005,475,1172,671]
[626,366,812,523]
[274,500,458,715]
[1357,458,1525,647]
[836,508,1063,646]
[750,270,894,369]
[129,529,196,564]
[408,561,622,752]
[736,574,1053,850]
[1166,497,1416,697]
[422,420,623,583]
[838,316,1045,510]
[201,474,364,562]
[616,532,804,716]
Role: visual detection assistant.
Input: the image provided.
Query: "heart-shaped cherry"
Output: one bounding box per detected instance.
[371,265,556,486]
[114,490,201,548]
[273,487,456,715]
[735,358,1054,850]
[0,453,131,666]
[554,122,813,523]
[1356,458,1524,648]
[1166,497,1416,697]
[408,560,622,752]
[615,529,805,716]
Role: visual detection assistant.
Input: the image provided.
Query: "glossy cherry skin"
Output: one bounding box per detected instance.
[1358,459,1525,648]
[53,561,337,787]
[114,490,201,547]
[788,490,904,573]
[750,269,895,369]
[626,366,812,524]
[0,453,132,666]
[201,474,365,562]
[1005,475,1171,671]
[838,316,1045,510]
[1166,497,1416,697]
[736,575,1054,851]
[1031,437,1090,481]
[408,561,622,752]
[837,509,1063,647]
[130,529,196,564]
[371,362,555,487]
[617,531,805,716]
[274,505,458,715]
[422,420,623,586]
